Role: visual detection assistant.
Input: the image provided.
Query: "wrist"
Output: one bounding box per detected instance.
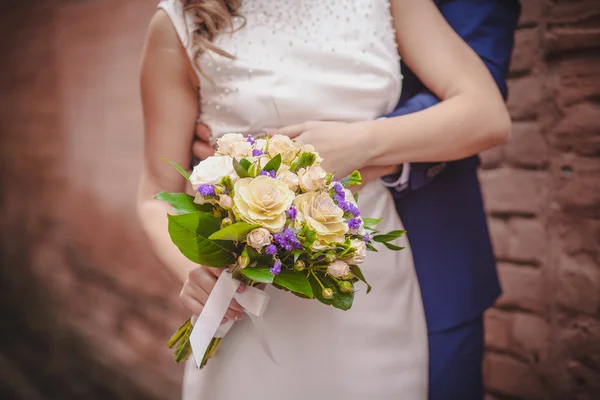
[359,119,384,165]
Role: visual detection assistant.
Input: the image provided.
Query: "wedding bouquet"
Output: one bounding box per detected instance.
[158,133,405,368]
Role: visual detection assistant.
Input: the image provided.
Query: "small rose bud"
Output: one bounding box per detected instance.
[246,228,273,250]
[293,260,306,271]
[219,194,233,210]
[237,254,250,269]
[341,272,354,281]
[213,208,224,218]
[322,288,334,299]
[327,260,350,278]
[338,281,354,294]
[221,217,233,228]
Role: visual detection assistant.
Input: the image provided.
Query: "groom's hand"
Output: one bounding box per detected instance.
[193,122,216,160]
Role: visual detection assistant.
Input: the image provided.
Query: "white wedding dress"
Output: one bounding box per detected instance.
[158,1,428,398]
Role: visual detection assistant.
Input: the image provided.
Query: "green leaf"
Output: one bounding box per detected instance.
[366,242,378,252]
[162,158,190,180]
[220,176,234,192]
[240,265,274,284]
[290,152,316,173]
[340,170,362,187]
[353,192,359,203]
[262,154,281,173]
[362,218,382,230]
[208,222,260,241]
[273,270,313,298]
[155,191,211,214]
[372,230,406,243]
[239,158,251,170]
[293,250,303,263]
[383,242,405,251]
[350,265,372,294]
[167,212,235,267]
[232,158,249,178]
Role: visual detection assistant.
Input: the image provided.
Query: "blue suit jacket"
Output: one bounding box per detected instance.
[384,0,520,332]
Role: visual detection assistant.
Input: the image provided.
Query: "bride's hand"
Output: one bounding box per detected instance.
[272,121,371,179]
[181,266,246,324]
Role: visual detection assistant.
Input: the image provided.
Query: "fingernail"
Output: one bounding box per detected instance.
[221,318,228,324]
[237,284,246,293]
[235,313,244,321]
[263,128,276,135]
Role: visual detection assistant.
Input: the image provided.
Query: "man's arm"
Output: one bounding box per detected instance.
[381,0,520,191]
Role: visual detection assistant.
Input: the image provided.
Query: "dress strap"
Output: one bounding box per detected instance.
[157,0,192,51]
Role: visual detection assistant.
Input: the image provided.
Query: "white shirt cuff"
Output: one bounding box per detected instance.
[380,163,411,188]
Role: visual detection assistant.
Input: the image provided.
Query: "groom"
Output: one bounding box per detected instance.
[192,1,521,398]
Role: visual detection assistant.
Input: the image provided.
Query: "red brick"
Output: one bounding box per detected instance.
[552,214,600,258]
[510,28,541,73]
[496,263,544,313]
[484,353,548,399]
[546,27,600,54]
[507,76,542,120]
[554,154,600,218]
[554,254,600,315]
[506,218,548,264]
[485,308,512,351]
[556,56,600,107]
[480,145,506,169]
[480,168,551,215]
[549,102,600,156]
[488,218,510,259]
[507,121,549,168]
[546,0,600,25]
[511,313,549,361]
[518,0,542,27]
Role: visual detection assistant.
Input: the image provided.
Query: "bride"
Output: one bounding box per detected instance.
[137,0,510,399]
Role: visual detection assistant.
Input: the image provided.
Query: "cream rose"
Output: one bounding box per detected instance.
[216,133,247,156]
[190,155,238,189]
[246,228,273,249]
[294,192,349,245]
[233,176,295,232]
[267,135,298,163]
[347,239,367,264]
[327,259,350,278]
[298,165,327,192]
[230,140,253,159]
[255,138,267,152]
[278,170,300,191]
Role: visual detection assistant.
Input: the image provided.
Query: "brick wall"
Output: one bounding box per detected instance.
[1,1,599,399]
[479,1,600,398]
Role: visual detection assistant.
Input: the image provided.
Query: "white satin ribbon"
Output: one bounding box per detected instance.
[189,272,276,368]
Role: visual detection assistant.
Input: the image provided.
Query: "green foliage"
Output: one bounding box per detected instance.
[208,222,260,241]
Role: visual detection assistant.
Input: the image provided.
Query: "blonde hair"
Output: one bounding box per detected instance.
[181,0,244,61]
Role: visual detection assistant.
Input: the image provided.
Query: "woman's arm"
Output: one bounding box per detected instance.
[137,10,200,283]
[363,0,511,166]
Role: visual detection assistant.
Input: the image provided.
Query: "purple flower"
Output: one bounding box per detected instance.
[348,203,361,217]
[286,206,297,221]
[252,148,264,157]
[333,183,345,196]
[283,228,295,240]
[333,193,345,204]
[260,170,276,178]
[270,260,282,275]
[197,184,215,196]
[283,243,293,251]
[348,218,362,230]
[246,136,256,145]
[265,244,277,255]
[362,234,371,242]
[273,233,286,246]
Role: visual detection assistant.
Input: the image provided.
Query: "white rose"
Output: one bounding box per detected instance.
[216,133,247,156]
[190,155,238,189]
[230,141,253,159]
[278,170,300,191]
[246,228,273,249]
[327,259,350,278]
[255,138,267,152]
[267,135,298,163]
[298,165,327,192]
[347,239,367,264]
[219,194,233,209]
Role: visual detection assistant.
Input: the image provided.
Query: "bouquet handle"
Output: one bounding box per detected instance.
[189,272,276,368]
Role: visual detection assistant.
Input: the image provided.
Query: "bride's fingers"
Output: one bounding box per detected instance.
[183,281,243,321]
[192,140,215,160]
[195,122,212,141]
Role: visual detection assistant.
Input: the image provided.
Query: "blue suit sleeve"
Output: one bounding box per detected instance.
[385,0,520,119]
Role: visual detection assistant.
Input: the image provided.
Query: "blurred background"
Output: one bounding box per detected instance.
[0,0,598,399]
